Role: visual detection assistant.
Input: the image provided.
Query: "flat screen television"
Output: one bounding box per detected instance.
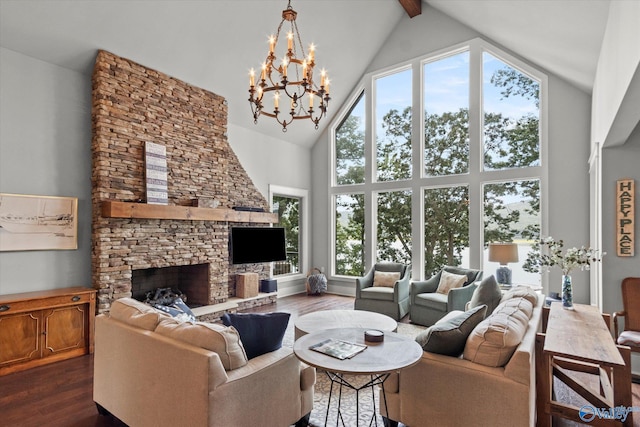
[230,227,286,265]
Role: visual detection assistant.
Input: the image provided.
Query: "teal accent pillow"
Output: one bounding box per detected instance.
[221,312,290,359]
[415,305,487,356]
[469,275,502,315]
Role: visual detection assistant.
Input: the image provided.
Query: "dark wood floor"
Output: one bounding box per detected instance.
[0,293,638,427]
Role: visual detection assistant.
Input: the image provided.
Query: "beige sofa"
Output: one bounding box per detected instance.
[93,298,315,427]
[382,288,544,427]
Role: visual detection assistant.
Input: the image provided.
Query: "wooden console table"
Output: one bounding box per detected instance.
[536,303,633,426]
[0,287,96,376]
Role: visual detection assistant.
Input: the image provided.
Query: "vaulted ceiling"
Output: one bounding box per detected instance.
[0,0,611,147]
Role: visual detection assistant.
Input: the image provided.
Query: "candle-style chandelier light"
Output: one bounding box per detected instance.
[248,0,330,132]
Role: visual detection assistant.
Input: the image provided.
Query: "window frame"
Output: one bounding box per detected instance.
[269,185,309,283]
[328,38,548,286]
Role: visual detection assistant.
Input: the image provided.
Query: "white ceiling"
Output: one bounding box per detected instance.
[0,0,611,147]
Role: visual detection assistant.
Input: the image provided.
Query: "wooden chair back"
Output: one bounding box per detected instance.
[621,277,640,332]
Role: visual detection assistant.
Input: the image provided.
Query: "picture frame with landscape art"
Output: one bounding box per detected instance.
[0,193,78,251]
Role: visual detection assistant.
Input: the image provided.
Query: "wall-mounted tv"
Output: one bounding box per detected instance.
[230,226,286,265]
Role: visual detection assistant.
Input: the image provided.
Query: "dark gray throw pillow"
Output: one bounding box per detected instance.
[469,275,502,315]
[221,312,290,359]
[415,305,487,357]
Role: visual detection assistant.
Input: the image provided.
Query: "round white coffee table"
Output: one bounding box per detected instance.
[294,327,422,427]
[294,309,397,340]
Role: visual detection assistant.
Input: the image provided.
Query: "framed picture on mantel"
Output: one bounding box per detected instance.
[0,193,78,251]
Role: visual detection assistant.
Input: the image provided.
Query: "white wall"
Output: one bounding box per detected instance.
[227,124,311,201]
[591,0,640,147]
[0,47,92,295]
[0,47,312,297]
[312,5,592,299]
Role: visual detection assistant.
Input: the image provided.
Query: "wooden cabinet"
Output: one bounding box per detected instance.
[0,287,95,376]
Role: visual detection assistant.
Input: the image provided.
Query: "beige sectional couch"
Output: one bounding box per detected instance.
[382,287,544,427]
[93,298,315,427]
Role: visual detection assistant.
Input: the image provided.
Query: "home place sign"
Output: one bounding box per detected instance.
[616,179,634,257]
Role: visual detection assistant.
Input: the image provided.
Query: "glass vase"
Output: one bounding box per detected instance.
[561,274,573,310]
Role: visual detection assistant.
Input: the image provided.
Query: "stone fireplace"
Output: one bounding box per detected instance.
[91,50,274,313]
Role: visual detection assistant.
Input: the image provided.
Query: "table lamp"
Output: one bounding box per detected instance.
[488,243,519,286]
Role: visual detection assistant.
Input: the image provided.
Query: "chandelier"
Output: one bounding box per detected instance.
[248,0,330,132]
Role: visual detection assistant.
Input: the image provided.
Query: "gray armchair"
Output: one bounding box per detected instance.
[409,266,483,326]
[354,262,411,321]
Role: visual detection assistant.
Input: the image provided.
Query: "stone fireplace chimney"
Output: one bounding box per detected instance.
[91,50,274,314]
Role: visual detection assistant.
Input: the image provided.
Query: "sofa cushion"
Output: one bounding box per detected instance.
[463,297,533,367]
[415,305,487,356]
[436,270,467,295]
[109,297,166,331]
[414,292,448,310]
[221,312,290,359]
[361,286,395,301]
[501,285,538,306]
[469,275,502,315]
[155,318,248,370]
[373,271,401,287]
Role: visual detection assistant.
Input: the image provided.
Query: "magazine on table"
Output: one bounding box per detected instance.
[309,338,367,360]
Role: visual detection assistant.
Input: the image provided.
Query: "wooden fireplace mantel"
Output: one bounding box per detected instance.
[101,200,278,224]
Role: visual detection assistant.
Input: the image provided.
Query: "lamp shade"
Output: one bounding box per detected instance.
[488,243,519,265]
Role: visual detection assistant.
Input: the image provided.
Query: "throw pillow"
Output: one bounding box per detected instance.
[415,304,488,356]
[152,297,196,323]
[468,275,502,315]
[501,285,539,306]
[154,318,248,370]
[109,297,167,331]
[221,312,291,359]
[436,270,468,295]
[463,297,533,367]
[373,271,401,287]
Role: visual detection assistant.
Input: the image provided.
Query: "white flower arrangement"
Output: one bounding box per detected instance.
[523,236,604,276]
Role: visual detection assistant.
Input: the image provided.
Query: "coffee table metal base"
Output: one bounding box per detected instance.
[324,371,389,427]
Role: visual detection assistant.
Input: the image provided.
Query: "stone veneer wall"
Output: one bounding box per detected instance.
[92,50,269,313]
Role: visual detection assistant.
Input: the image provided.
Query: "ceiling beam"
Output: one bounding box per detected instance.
[398,0,421,18]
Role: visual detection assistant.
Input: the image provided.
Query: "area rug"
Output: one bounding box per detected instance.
[288,322,426,426]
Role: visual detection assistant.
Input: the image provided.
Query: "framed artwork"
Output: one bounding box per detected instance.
[0,193,78,251]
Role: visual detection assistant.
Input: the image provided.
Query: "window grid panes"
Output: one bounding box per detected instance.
[375,69,412,182]
[376,190,412,264]
[483,179,541,285]
[335,194,365,276]
[335,92,366,185]
[483,52,540,171]
[331,40,545,280]
[424,185,469,277]
[424,51,470,177]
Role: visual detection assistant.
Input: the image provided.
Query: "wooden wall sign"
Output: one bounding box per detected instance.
[145,142,168,205]
[616,178,634,256]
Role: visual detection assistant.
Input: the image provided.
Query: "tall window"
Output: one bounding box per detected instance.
[335,93,366,186]
[270,185,308,279]
[335,193,365,276]
[273,195,300,276]
[331,39,545,280]
[375,68,412,182]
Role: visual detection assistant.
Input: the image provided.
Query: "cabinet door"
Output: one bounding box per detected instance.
[0,312,41,366]
[42,305,87,357]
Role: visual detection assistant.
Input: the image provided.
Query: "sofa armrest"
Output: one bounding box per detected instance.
[394,269,412,301]
[410,275,439,302]
[356,268,376,298]
[448,283,478,311]
[94,315,228,427]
